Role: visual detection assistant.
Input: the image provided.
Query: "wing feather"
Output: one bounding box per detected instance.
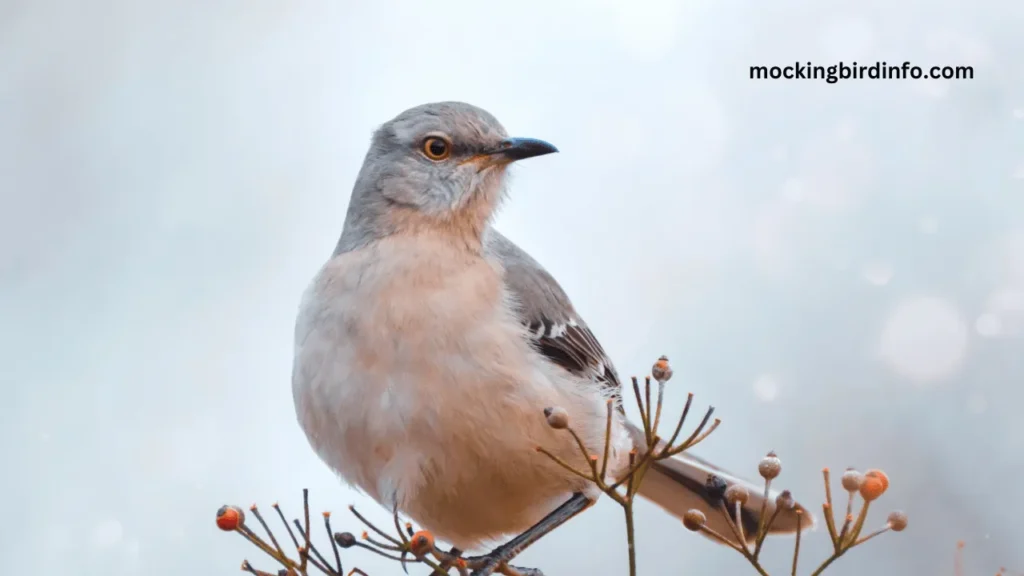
[485,230,621,400]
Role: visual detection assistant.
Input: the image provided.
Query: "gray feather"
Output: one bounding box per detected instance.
[484,229,622,400]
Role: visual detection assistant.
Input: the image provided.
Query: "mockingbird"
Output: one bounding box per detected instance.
[292,101,809,572]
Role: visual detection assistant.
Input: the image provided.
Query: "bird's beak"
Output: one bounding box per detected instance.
[489,137,559,162]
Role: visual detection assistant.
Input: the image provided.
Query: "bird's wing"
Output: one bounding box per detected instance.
[484,229,621,400]
[483,234,813,544]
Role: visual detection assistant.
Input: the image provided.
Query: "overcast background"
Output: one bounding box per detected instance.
[3,0,1023,574]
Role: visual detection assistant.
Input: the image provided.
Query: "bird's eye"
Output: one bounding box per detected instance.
[422,137,451,160]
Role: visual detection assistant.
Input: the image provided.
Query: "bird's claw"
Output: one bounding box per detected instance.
[463,547,544,576]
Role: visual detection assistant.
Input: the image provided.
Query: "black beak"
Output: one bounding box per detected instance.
[491,137,559,161]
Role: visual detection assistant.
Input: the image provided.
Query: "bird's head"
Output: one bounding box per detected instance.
[337,101,557,252]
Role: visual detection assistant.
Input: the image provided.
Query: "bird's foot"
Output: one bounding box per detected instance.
[435,547,542,576]
[461,556,544,576]
[495,564,545,576]
[463,492,592,575]
[463,548,535,575]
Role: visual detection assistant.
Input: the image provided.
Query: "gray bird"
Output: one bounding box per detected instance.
[292,101,810,572]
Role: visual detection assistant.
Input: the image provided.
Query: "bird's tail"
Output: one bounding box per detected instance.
[629,428,814,544]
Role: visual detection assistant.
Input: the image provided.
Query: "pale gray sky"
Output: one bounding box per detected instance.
[3,0,1023,575]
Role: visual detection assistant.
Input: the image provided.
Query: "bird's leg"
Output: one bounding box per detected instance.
[496,564,546,576]
[437,546,462,571]
[465,492,593,576]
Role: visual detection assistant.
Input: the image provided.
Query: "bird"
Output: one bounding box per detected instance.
[292,101,811,571]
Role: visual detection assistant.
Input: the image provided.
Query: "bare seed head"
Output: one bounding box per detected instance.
[683,509,707,531]
[652,355,673,383]
[775,489,795,510]
[333,532,357,548]
[758,451,782,480]
[887,510,908,532]
[725,484,749,506]
[544,406,570,429]
[841,468,864,492]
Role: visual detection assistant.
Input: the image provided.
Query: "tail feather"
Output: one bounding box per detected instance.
[632,440,815,545]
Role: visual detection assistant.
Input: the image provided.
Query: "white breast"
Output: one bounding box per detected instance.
[291,234,630,548]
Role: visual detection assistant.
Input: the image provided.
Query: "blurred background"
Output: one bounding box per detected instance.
[3,0,1023,574]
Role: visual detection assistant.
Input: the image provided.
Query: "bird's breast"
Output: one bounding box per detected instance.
[291,235,541,501]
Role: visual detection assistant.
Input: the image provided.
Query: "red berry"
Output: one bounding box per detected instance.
[409,530,435,558]
[216,505,245,531]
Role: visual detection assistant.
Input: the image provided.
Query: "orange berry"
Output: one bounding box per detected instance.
[865,469,889,492]
[216,505,245,531]
[859,475,886,501]
[409,530,434,558]
[455,558,467,569]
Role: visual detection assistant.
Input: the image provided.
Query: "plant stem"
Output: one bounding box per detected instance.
[624,503,637,576]
[809,552,842,576]
[791,511,803,576]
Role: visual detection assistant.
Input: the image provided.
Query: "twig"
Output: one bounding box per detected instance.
[651,381,666,437]
[348,506,403,546]
[791,510,803,576]
[250,505,284,557]
[273,502,301,550]
[631,377,650,444]
[664,407,717,456]
[662,392,693,452]
[643,377,653,439]
[324,512,343,574]
[300,489,312,572]
[623,503,637,576]
[600,398,614,480]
